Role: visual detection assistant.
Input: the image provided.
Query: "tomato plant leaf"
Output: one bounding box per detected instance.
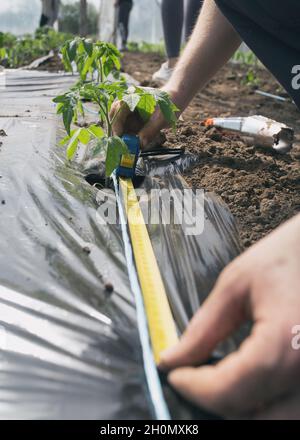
[66,129,81,160]
[83,39,93,57]
[136,93,156,121]
[0,47,7,60]
[68,40,78,62]
[62,104,74,135]
[59,129,76,146]
[88,125,105,139]
[157,93,179,128]
[122,93,141,112]
[61,45,72,72]
[106,136,128,177]
[81,52,96,80]
[92,136,108,157]
[157,98,177,128]
[53,94,67,104]
[78,128,91,145]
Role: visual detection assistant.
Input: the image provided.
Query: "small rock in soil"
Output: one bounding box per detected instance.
[205,127,223,142]
[1,200,6,205]
[227,74,237,80]
[105,283,114,293]
[208,145,217,154]
[83,246,91,254]
[0,130,7,137]
[292,149,300,159]
[180,126,195,137]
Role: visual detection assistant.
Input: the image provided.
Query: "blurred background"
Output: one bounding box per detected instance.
[0,0,163,43]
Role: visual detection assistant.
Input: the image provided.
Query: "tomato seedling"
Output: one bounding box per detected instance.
[54,38,178,177]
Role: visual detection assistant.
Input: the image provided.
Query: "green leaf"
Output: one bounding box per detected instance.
[103,58,114,78]
[77,100,84,117]
[66,129,81,160]
[81,52,96,80]
[61,45,72,72]
[105,136,128,177]
[158,99,176,127]
[59,130,75,146]
[138,87,179,127]
[63,105,74,135]
[68,40,78,62]
[92,136,108,157]
[156,91,179,128]
[78,128,91,145]
[53,95,67,104]
[0,47,7,59]
[136,93,156,121]
[77,40,85,55]
[83,39,93,56]
[88,125,105,139]
[122,93,141,112]
[111,54,121,71]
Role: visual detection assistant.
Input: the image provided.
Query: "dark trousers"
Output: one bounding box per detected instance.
[40,13,49,27]
[162,0,203,59]
[215,0,300,108]
[118,1,133,46]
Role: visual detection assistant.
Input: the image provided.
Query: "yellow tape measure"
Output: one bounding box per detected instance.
[120,178,178,364]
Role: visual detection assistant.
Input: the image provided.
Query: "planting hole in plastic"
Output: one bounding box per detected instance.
[84,173,146,189]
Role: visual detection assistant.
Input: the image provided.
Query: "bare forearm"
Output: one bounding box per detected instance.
[165,0,241,111]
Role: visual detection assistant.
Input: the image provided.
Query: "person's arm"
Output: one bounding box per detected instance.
[160,214,300,419]
[111,0,241,148]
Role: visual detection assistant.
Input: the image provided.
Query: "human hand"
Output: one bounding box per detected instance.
[160,214,300,419]
[110,88,180,150]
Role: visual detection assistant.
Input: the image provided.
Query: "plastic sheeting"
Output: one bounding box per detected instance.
[0,70,244,420]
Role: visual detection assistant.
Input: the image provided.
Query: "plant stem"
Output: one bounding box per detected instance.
[106,102,112,137]
[98,101,111,134]
[99,59,104,84]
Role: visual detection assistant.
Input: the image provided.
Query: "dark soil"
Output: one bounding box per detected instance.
[122,52,300,247]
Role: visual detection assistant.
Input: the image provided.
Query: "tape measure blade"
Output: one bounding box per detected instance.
[120,178,178,364]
